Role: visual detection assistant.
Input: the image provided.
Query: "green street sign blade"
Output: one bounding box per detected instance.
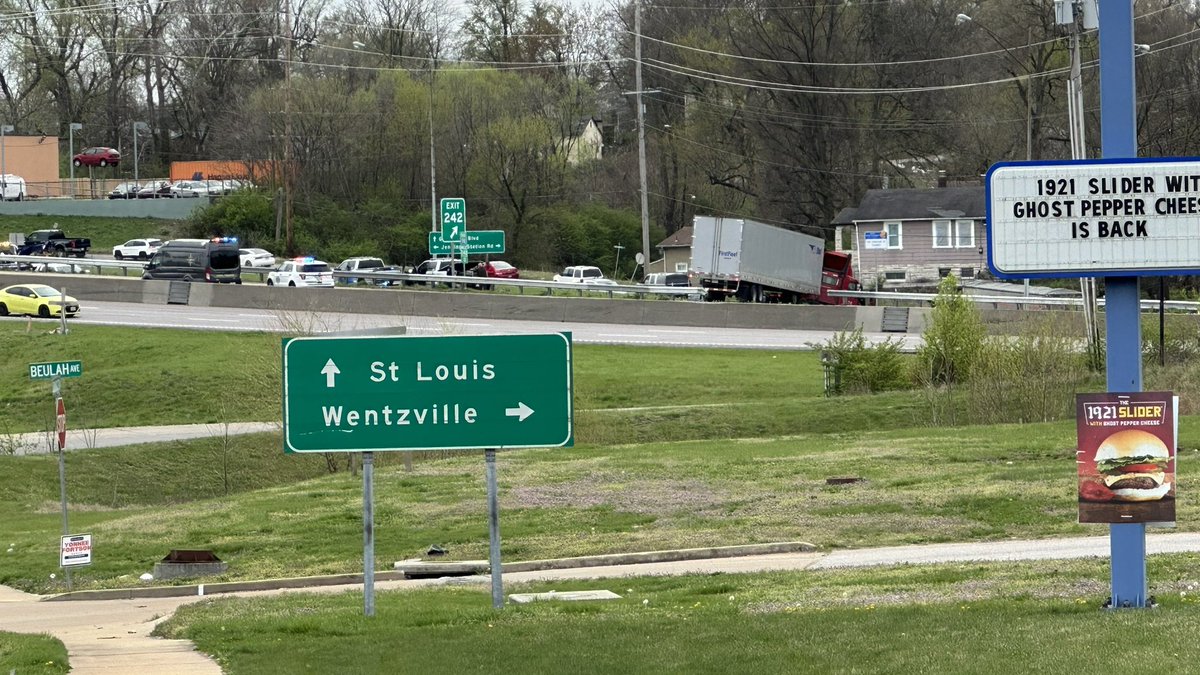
[29,360,82,380]
[428,230,506,255]
[282,333,573,453]
[439,197,466,240]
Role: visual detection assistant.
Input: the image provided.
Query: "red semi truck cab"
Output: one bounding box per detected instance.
[817,251,862,305]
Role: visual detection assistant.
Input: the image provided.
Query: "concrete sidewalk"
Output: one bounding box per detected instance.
[6,532,1200,673]
[5,422,278,455]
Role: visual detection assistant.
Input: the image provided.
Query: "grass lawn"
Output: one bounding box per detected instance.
[0,631,69,674]
[0,215,185,251]
[155,555,1200,674]
[0,323,1197,593]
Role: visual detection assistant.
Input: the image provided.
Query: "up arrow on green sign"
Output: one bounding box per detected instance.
[282,334,573,453]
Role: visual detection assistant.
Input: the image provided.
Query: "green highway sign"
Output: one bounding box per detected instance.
[282,334,573,452]
[427,230,506,255]
[29,360,82,380]
[439,197,466,241]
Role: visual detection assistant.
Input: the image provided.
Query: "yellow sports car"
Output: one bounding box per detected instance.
[0,284,80,318]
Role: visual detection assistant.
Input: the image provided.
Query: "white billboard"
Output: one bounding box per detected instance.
[986,158,1200,278]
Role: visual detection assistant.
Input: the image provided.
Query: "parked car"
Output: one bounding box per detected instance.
[143,238,242,284]
[470,260,520,279]
[16,229,91,258]
[642,272,690,287]
[335,256,387,285]
[169,180,209,198]
[1,174,26,201]
[267,258,334,287]
[108,182,142,199]
[72,147,120,168]
[136,181,172,199]
[373,265,408,287]
[467,260,519,290]
[553,265,604,283]
[239,248,277,269]
[408,258,466,286]
[0,284,79,318]
[582,278,631,295]
[112,238,163,260]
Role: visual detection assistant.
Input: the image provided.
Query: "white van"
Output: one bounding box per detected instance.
[0,175,26,201]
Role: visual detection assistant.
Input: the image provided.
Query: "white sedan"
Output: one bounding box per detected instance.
[112,238,163,260]
[267,259,334,287]
[239,248,276,268]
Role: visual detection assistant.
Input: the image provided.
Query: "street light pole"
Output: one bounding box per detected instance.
[68,123,82,196]
[0,124,12,193]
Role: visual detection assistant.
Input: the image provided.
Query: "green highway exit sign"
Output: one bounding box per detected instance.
[282,334,573,452]
[29,360,82,380]
[427,230,506,255]
[439,197,466,240]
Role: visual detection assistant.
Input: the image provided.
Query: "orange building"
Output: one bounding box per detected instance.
[0,135,61,196]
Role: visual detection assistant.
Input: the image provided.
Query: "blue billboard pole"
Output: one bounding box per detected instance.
[1098,1,1146,609]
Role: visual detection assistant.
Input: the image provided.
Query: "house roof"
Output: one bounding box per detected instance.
[832,187,985,224]
[656,226,693,249]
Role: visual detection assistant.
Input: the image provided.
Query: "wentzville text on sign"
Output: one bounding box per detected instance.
[986,158,1200,278]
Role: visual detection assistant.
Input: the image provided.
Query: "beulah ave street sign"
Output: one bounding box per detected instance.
[282,333,573,452]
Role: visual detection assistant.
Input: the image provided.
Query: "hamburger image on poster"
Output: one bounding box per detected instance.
[1093,429,1172,502]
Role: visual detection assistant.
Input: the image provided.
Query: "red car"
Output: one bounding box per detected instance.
[468,260,518,290]
[472,261,519,279]
[73,147,121,168]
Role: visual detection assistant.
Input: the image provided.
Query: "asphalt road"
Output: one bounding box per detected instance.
[59,299,923,351]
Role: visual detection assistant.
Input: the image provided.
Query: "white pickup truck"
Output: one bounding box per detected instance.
[553,265,604,283]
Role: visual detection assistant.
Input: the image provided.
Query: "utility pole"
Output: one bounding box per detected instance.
[283,0,295,254]
[634,0,651,277]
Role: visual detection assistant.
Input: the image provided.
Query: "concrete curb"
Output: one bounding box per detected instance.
[44,541,817,602]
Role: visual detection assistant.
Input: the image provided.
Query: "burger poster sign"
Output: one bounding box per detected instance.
[1077,392,1177,524]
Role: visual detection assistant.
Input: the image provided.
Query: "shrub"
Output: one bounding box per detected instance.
[917,275,986,385]
[821,328,910,395]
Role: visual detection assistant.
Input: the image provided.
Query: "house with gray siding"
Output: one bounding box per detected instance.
[832,186,986,286]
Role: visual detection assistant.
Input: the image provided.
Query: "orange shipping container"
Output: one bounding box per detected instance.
[170,160,279,183]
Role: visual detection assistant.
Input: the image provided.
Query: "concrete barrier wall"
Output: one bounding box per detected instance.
[0,197,205,220]
[0,272,1073,335]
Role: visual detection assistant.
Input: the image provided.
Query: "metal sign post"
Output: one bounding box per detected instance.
[53,378,71,591]
[29,362,82,592]
[485,449,503,608]
[1097,1,1146,609]
[363,451,375,617]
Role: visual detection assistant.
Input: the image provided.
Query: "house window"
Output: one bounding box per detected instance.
[960,267,976,279]
[884,222,902,249]
[938,267,952,278]
[675,262,688,273]
[955,219,975,248]
[932,220,952,248]
[884,270,906,281]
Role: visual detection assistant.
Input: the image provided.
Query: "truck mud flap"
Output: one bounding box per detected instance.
[881,306,909,333]
[167,280,191,305]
